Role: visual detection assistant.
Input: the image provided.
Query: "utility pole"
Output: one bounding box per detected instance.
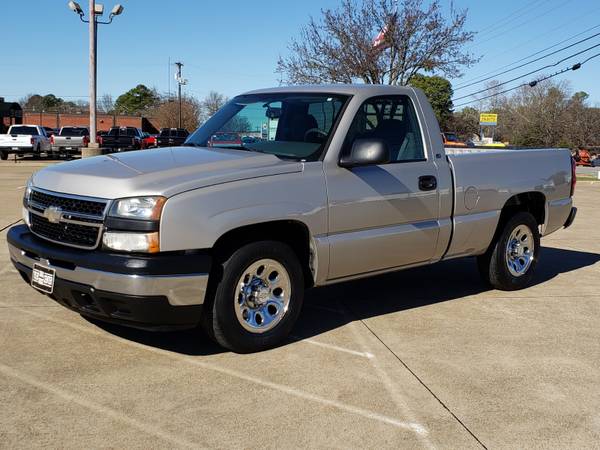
[174,61,187,128]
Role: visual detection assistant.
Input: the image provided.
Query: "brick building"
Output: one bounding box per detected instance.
[21,111,161,133]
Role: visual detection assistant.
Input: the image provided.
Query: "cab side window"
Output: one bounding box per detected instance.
[344,95,425,162]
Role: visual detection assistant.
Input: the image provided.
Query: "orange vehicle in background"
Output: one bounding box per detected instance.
[573,148,593,166]
[442,132,467,147]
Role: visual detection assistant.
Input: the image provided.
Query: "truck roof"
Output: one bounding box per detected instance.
[243,84,417,97]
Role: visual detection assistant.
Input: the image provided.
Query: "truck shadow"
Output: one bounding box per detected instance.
[294,246,600,341]
[84,246,600,356]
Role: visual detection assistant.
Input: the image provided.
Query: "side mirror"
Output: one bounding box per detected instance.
[339,138,390,168]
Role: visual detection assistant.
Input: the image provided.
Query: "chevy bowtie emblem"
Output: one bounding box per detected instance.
[43,206,63,224]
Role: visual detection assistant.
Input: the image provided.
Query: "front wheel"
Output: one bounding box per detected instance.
[202,241,304,353]
[477,212,540,290]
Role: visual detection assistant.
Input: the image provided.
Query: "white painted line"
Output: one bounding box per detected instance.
[335,300,436,450]
[0,362,201,449]
[290,335,374,359]
[3,303,427,436]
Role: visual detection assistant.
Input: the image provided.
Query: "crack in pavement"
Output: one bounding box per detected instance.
[342,301,488,450]
[1,218,22,233]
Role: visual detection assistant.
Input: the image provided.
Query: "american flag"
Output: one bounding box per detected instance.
[372,13,396,51]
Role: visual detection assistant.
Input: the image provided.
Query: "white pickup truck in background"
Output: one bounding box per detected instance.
[0,125,51,160]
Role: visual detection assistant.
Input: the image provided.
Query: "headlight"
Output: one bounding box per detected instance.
[109,196,166,220]
[103,231,160,253]
[23,178,33,206]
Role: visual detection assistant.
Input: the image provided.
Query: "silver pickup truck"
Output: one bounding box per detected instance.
[7,85,576,353]
[50,126,90,156]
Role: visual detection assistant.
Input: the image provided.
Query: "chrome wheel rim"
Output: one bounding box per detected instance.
[505,225,535,277]
[234,259,291,333]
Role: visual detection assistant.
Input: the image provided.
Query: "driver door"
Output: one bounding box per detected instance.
[326,95,441,280]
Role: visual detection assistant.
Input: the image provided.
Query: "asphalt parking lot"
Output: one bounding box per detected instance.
[1,159,599,449]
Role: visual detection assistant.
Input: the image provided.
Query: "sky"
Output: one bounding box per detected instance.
[1,0,600,107]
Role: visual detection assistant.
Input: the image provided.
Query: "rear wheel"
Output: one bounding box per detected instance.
[0,151,7,160]
[202,240,304,353]
[477,212,540,290]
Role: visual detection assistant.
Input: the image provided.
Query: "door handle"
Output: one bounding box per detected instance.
[418,175,437,191]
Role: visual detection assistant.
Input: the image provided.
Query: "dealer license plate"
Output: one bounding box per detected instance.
[31,264,55,294]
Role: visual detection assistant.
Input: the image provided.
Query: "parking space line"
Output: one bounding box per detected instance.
[343,303,487,449]
[336,300,437,450]
[290,335,374,358]
[2,303,428,436]
[0,362,201,449]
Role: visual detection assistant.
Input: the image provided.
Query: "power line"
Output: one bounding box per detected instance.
[452,41,600,102]
[466,0,574,51]
[473,0,546,38]
[454,27,600,91]
[454,52,600,108]
[455,23,600,88]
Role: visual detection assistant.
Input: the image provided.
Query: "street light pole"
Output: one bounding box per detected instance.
[68,1,124,157]
[88,0,97,151]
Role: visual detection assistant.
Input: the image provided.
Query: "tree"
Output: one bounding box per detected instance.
[152,95,202,131]
[450,106,479,139]
[201,91,228,121]
[21,94,63,110]
[98,94,115,114]
[409,74,453,129]
[221,116,251,133]
[114,84,159,115]
[277,0,478,85]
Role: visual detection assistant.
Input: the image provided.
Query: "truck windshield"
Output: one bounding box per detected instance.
[10,126,38,135]
[60,128,89,136]
[185,93,349,161]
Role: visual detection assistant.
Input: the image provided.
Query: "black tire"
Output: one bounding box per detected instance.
[202,240,304,353]
[477,212,540,290]
[0,151,7,160]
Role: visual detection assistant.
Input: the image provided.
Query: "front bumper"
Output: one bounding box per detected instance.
[7,225,211,329]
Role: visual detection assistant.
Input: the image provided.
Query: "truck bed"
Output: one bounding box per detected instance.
[443,147,573,259]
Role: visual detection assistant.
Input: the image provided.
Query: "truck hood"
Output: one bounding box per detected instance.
[32,146,303,199]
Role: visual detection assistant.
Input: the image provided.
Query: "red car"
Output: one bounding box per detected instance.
[208,132,242,148]
[142,133,158,149]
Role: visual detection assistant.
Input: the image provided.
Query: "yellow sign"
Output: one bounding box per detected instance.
[479,113,498,125]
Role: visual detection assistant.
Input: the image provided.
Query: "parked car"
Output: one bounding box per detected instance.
[242,136,260,145]
[573,148,593,167]
[0,124,51,160]
[208,131,242,147]
[142,133,158,148]
[156,128,189,147]
[50,126,89,156]
[442,132,467,147]
[7,85,576,353]
[99,126,144,152]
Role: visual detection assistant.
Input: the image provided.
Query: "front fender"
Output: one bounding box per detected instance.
[159,163,328,252]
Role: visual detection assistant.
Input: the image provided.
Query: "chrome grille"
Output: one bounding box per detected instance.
[30,189,107,216]
[27,188,108,250]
